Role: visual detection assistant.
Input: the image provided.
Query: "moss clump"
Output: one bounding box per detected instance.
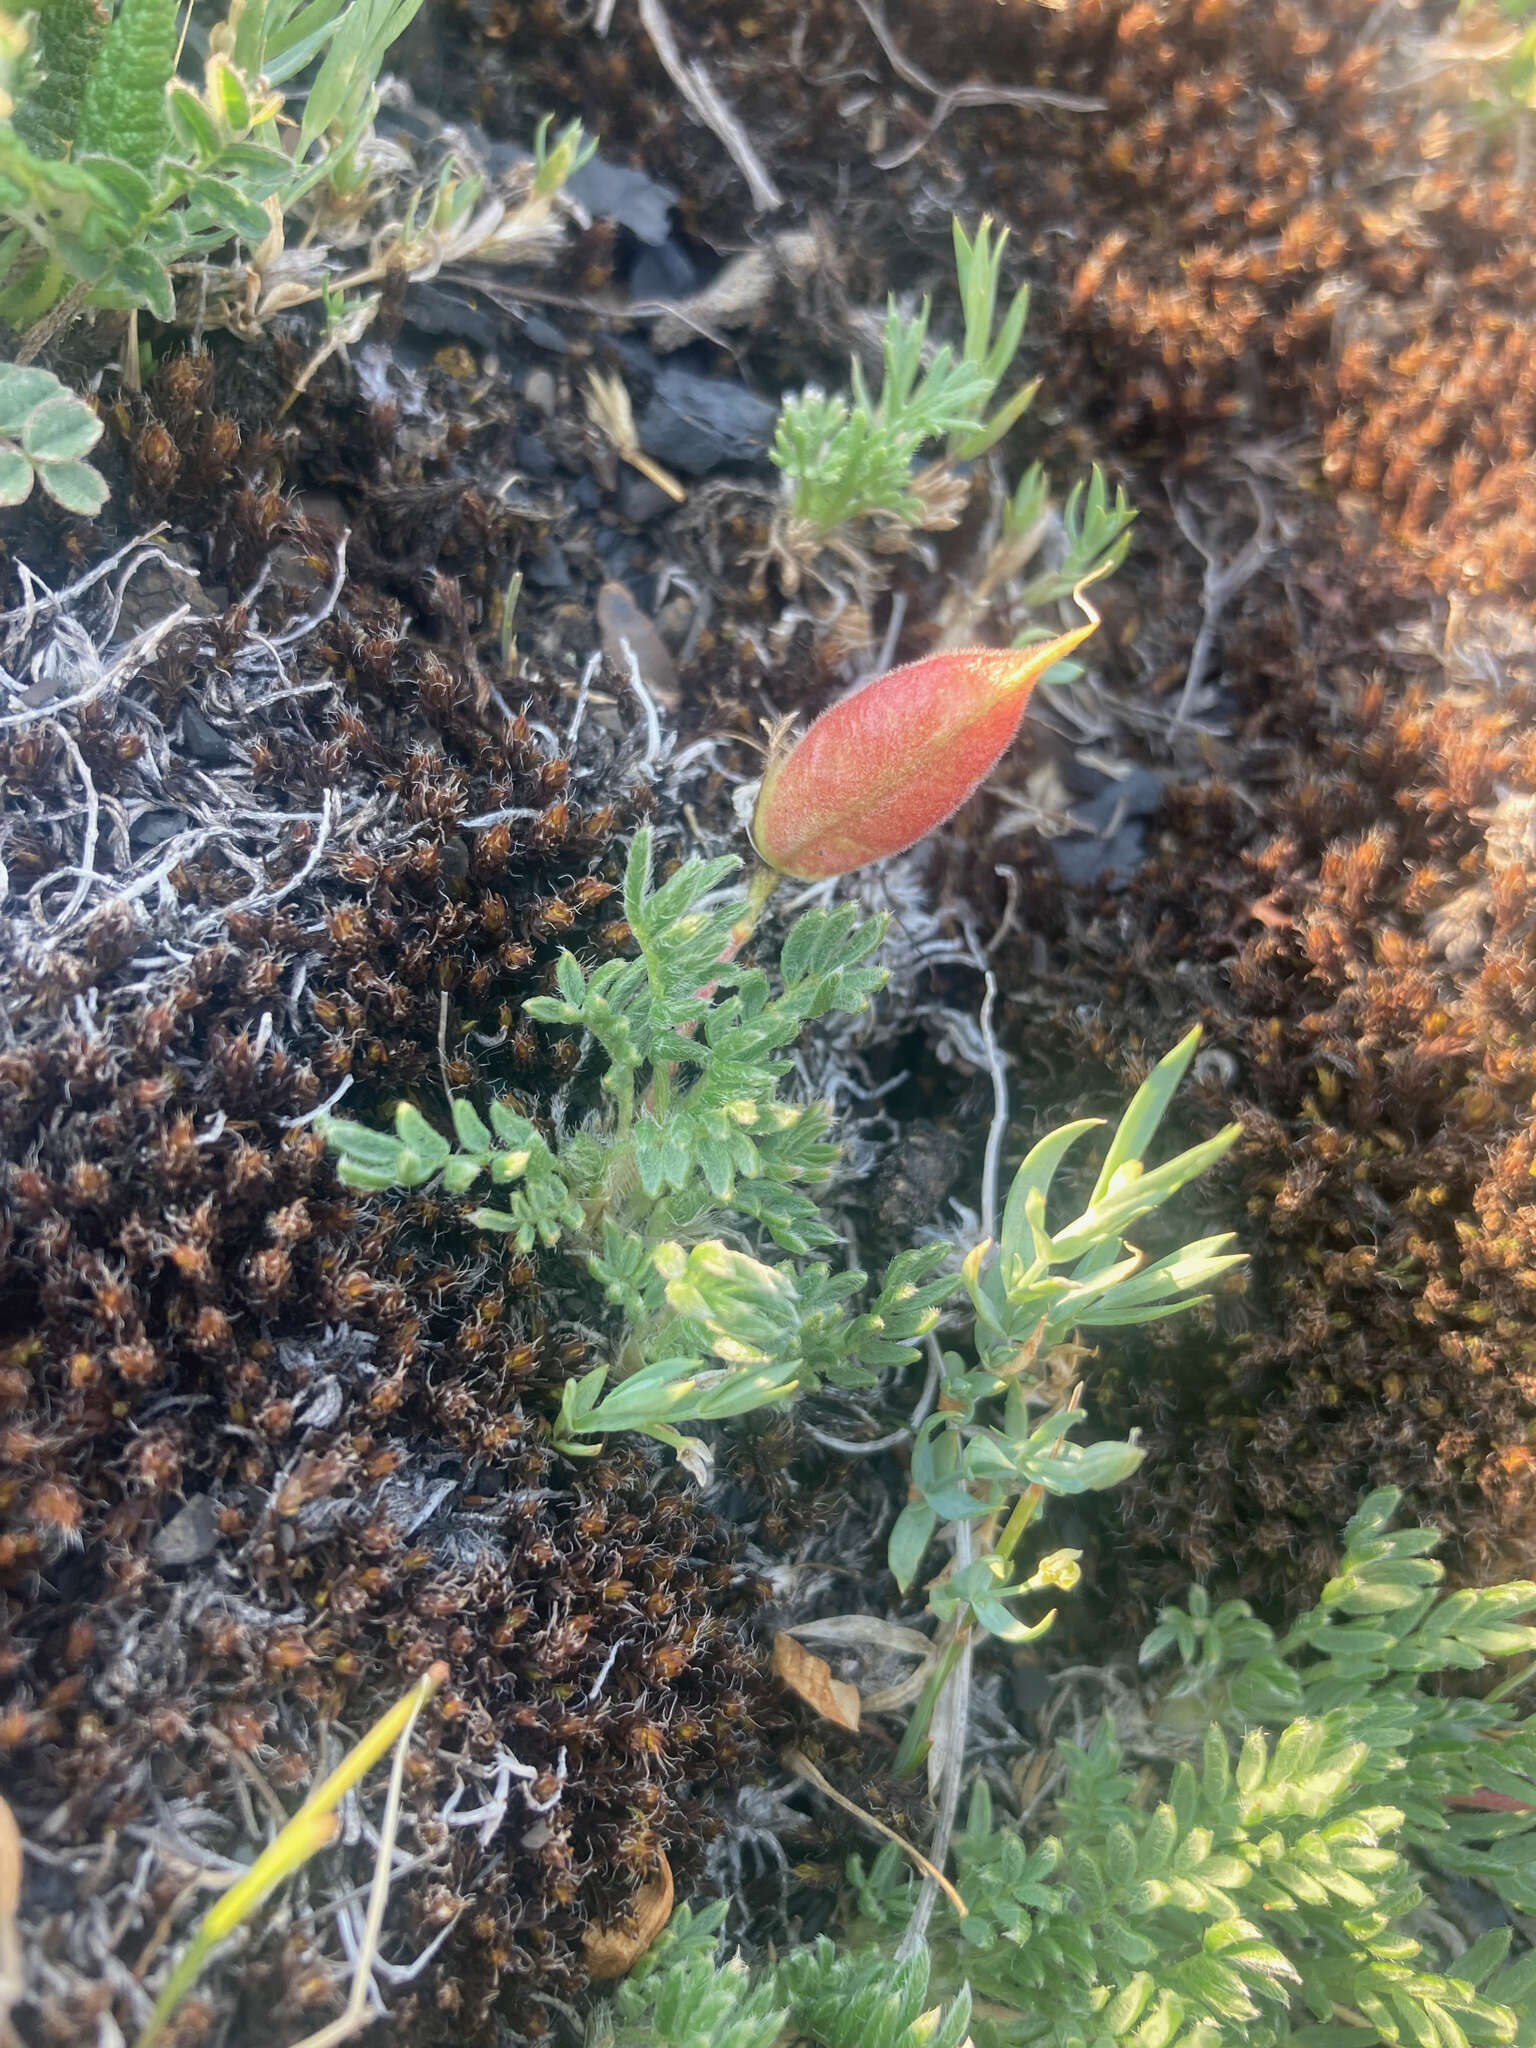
[1,348,773,2043]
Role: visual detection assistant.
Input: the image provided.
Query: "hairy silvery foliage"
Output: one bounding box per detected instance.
[0,362,105,511]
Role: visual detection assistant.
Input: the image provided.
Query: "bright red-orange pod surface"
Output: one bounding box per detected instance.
[751,618,1098,881]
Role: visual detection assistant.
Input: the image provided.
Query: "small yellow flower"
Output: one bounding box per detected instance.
[1030,1548,1083,1594]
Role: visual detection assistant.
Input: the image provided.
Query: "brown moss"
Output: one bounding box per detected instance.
[0,348,774,2043]
[968,563,1536,1618]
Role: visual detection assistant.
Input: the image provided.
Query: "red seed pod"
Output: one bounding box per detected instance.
[751,614,1098,881]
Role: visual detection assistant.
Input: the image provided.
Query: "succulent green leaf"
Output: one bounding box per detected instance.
[1088,1025,1205,1206]
[889,1500,937,1594]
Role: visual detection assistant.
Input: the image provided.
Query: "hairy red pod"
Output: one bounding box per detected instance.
[751,617,1098,880]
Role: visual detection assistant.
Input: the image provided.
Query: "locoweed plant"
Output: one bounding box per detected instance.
[587,1900,975,2048]
[885,1026,1243,1771]
[852,1487,1536,2048]
[769,211,1137,669]
[772,213,1039,535]
[1003,463,1136,675]
[323,827,951,1479]
[606,1494,1536,2048]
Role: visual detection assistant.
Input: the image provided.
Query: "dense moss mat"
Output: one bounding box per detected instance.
[1,348,776,2041]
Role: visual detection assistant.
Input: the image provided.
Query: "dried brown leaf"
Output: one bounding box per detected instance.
[772,1631,861,1732]
[581,1850,674,1981]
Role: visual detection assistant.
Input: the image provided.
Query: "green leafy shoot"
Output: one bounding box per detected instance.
[888,1025,1241,1661]
[592,1504,1536,2048]
[590,1910,974,2048]
[1143,1483,1536,1907]
[0,361,106,513]
[771,211,1044,532]
[949,213,1039,460]
[846,1494,1536,2048]
[298,0,426,164]
[773,294,992,533]
[1011,464,1137,618]
[323,827,950,1476]
[588,1902,788,2048]
[0,0,429,326]
[532,111,597,197]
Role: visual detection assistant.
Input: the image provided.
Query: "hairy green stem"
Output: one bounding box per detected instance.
[723,861,781,961]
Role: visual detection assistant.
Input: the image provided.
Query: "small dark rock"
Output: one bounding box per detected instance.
[592,526,639,578]
[403,283,499,352]
[631,237,702,300]
[130,807,191,854]
[523,541,572,589]
[637,365,777,476]
[177,702,237,766]
[512,309,569,355]
[150,1493,220,1567]
[612,335,662,390]
[1049,823,1147,888]
[516,429,557,481]
[567,155,678,244]
[1069,766,1166,830]
[618,472,674,523]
